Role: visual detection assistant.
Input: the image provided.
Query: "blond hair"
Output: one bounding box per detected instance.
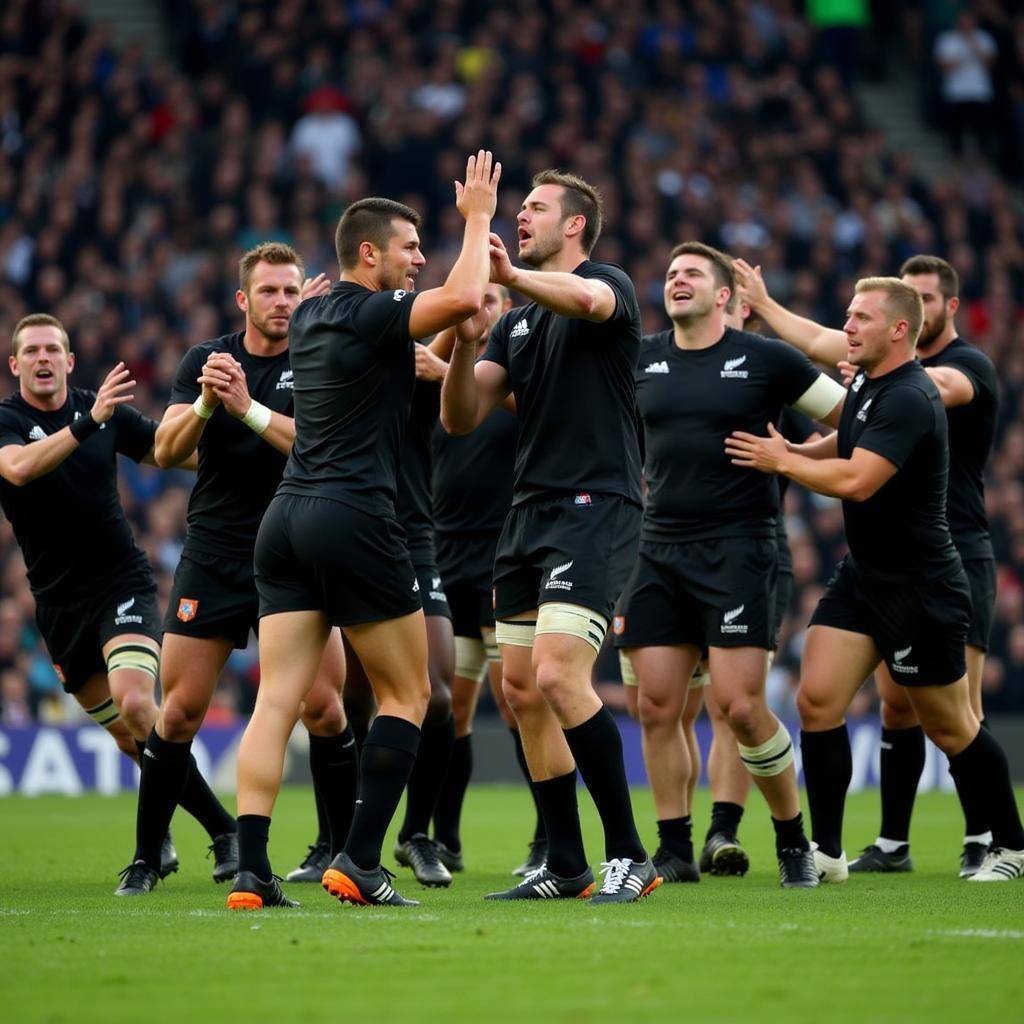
[238,242,305,294]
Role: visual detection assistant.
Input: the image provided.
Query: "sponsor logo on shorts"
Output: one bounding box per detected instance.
[276,370,294,390]
[644,361,669,374]
[53,664,65,684]
[545,560,574,592]
[613,615,625,635]
[429,576,447,602]
[510,318,530,339]
[115,596,143,626]
[28,425,47,442]
[856,397,873,422]
[392,289,407,302]
[721,603,748,635]
[721,355,749,379]
[891,644,918,675]
[176,597,199,623]
[574,493,592,505]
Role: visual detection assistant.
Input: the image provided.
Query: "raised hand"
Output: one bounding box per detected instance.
[488,232,515,287]
[414,342,448,382]
[732,258,769,310]
[90,362,136,424]
[301,273,332,301]
[455,149,501,221]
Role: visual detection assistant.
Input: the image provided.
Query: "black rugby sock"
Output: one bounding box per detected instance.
[948,729,1024,851]
[563,707,646,863]
[309,727,359,857]
[237,814,272,879]
[772,812,810,853]
[310,759,330,848]
[344,716,420,871]
[179,753,236,839]
[878,725,925,843]
[398,712,455,842]
[432,734,473,853]
[657,816,693,861]
[707,801,744,842]
[800,726,851,859]
[533,771,588,877]
[511,727,546,842]
[134,729,192,869]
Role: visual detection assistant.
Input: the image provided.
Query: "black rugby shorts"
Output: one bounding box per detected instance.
[163,549,258,649]
[962,558,996,652]
[437,532,499,638]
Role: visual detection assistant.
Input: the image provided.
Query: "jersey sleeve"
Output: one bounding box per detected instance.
[0,406,26,449]
[353,288,417,343]
[481,311,514,369]
[112,405,158,462]
[168,345,207,406]
[854,385,933,469]
[938,347,994,405]
[765,341,831,409]
[586,263,636,326]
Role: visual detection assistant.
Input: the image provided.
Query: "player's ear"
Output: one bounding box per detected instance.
[947,295,960,317]
[235,289,248,314]
[8,354,18,376]
[66,352,75,374]
[359,240,378,267]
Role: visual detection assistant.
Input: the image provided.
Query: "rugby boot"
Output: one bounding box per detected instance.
[208,831,239,883]
[652,847,700,883]
[115,860,160,896]
[394,833,452,887]
[286,840,331,883]
[849,843,913,873]
[698,832,749,876]
[590,857,663,904]
[322,852,420,906]
[226,870,298,910]
[486,864,595,900]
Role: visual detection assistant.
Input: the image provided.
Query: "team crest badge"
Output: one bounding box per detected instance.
[613,615,625,636]
[177,598,199,622]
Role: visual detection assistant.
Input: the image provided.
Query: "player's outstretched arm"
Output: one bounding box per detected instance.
[0,363,136,485]
[488,234,616,321]
[924,366,975,408]
[733,259,847,368]
[407,150,501,340]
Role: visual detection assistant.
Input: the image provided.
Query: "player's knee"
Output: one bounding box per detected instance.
[158,694,205,742]
[451,689,475,732]
[636,692,676,731]
[721,695,761,740]
[116,687,156,738]
[301,694,345,736]
[880,696,918,730]
[923,718,974,757]
[502,673,539,716]
[423,685,453,725]
[796,683,840,731]
[533,658,575,707]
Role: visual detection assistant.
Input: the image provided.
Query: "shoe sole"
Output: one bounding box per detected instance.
[226,892,264,910]
[212,867,239,884]
[485,882,596,901]
[710,846,749,877]
[322,868,369,906]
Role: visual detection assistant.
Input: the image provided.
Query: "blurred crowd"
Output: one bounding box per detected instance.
[0,0,1023,726]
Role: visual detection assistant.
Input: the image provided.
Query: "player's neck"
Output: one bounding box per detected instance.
[341,269,381,291]
[534,249,587,274]
[671,315,726,351]
[865,349,914,379]
[242,327,288,358]
[19,384,68,412]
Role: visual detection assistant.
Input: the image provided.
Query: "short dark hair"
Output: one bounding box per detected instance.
[12,313,69,356]
[531,169,604,255]
[898,254,959,301]
[335,198,421,269]
[238,242,305,294]
[669,241,736,295]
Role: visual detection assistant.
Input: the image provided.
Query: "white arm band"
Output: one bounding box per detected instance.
[792,374,846,421]
[193,395,214,420]
[242,400,272,435]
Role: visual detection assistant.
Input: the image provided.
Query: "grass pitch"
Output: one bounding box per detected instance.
[2,785,1021,1024]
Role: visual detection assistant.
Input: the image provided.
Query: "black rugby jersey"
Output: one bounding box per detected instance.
[395,378,441,561]
[775,406,819,574]
[0,389,154,602]
[169,332,293,560]
[636,328,822,542]
[841,361,961,583]
[278,281,417,513]
[433,404,517,537]
[919,337,996,561]
[481,261,642,506]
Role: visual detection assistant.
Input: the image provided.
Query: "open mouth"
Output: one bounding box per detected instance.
[518,229,532,243]
[35,369,54,381]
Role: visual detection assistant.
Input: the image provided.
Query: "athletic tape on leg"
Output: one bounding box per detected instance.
[738,722,794,777]
[481,626,500,664]
[494,619,536,649]
[689,664,711,690]
[85,697,120,727]
[106,642,159,680]
[535,603,608,654]
[618,651,638,687]
[454,636,488,682]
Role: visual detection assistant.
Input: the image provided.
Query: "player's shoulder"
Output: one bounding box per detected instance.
[493,304,531,336]
[639,330,671,357]
[578,259,635,292]
[880,362,939,409]
[936,336,996,377]
[725,327,803,361]
[189,332,244,361]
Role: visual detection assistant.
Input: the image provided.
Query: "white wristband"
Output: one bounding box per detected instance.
[193,395,214,420]
[242,399,272,435]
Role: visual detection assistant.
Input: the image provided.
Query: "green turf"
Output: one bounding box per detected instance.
[2,786,1021,1024]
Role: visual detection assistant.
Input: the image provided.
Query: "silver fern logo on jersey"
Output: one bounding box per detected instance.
[721,355,749,379]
